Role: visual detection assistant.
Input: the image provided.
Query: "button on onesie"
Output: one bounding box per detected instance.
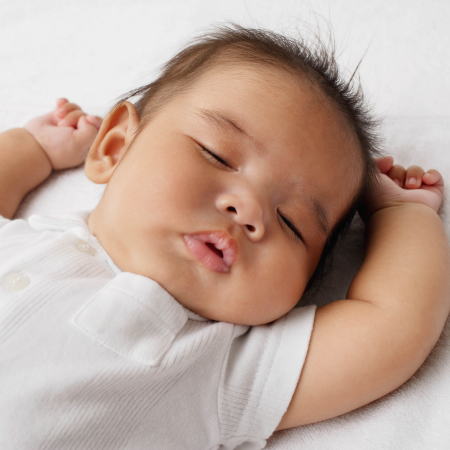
[1,272,30,292]
[74,238,96,256]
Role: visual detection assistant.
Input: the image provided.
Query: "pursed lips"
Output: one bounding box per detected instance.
[183,231,238,273]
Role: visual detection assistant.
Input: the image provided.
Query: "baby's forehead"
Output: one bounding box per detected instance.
[188,62,357,138]
[191,61,312,96]
[192,63,360,146]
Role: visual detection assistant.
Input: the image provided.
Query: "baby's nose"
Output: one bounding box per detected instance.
[215,193,265,241]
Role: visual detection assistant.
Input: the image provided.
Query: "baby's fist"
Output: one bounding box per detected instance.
[24,99,102,170]
[362,156,444,220]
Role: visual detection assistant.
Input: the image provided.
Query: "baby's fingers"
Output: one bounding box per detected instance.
[386,164,406,187]
[55,98,68,108]
[405,165,425,189]
[375,155,394,174]
[423,169,444,187]
[54,101,82,120]
[58,110,85,127]
[85,115,103,130]
[73,116,100,152]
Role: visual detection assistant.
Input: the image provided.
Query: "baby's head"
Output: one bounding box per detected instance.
[85,25,380,325]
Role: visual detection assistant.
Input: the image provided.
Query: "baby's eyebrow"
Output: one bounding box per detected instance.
[309,196,331,240]
[195,109,254,142]
[291,182,331,240]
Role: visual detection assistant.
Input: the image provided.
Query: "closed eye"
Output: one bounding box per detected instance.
[199,146,233,169]
[278,211,304,245]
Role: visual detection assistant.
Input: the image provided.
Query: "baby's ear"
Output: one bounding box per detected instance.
[85,101,139,184]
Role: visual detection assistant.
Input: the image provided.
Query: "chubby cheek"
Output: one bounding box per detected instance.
[118,151,209,224]
[242,246,309,324]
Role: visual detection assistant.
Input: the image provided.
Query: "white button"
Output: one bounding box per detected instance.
[74,239,96,256]
[2,272,30,292]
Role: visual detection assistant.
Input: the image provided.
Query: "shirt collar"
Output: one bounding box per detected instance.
[27,211,210,322]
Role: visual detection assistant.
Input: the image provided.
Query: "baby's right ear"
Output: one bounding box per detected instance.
[85,101,140,184]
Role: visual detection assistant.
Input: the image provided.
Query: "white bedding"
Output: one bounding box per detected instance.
[1,1,450,448]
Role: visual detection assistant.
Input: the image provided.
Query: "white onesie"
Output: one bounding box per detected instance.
[0,212,315,450]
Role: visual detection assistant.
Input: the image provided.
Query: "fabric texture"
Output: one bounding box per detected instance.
[0,211,315,450]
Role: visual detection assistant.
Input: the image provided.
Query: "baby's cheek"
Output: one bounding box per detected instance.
[269,250,308,310]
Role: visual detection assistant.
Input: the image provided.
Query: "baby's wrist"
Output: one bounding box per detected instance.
[366,201,438,224]
[19,128,53,173]
[361,196,440,223]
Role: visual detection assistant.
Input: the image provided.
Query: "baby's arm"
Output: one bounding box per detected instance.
[277,157,450,430]
[0,99,101,218]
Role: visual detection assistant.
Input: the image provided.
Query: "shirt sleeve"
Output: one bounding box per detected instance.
[217,304,316,446]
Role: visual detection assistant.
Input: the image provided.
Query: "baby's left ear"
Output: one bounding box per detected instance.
[85,101,140,184]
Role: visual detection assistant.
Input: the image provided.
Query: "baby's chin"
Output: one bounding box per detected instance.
[173,291,298,326]
[158,269,305,326]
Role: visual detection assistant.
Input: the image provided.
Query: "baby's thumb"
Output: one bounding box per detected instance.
[75,116,100,151]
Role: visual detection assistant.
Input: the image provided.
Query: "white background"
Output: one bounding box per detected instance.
[0,0,449,124]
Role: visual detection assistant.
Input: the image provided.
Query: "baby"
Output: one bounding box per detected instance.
[0,26,449,449]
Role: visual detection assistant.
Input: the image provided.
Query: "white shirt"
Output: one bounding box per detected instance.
[0,211,316,450]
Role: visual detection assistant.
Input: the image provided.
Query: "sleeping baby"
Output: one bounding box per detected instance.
[0,25,448,449]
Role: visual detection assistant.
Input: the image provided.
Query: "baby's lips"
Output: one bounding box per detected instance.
[204,231,239,267]
[184,231,238,270]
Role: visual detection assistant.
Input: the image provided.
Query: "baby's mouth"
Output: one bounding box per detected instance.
[183,231,238,273]
[205,242,224,258]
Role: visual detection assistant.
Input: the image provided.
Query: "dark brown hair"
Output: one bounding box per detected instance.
[114,24,382,297]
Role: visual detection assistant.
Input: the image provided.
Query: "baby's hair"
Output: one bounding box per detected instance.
[114,24,382,298]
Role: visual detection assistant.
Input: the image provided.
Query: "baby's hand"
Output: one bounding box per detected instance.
[362,156,444,219]
[24,98,102,170]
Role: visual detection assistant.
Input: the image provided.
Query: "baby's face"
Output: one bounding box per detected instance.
[87,65,361,325]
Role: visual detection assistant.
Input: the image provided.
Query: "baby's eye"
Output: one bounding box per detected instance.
[278,211,304,245]
[200,146,233,169]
